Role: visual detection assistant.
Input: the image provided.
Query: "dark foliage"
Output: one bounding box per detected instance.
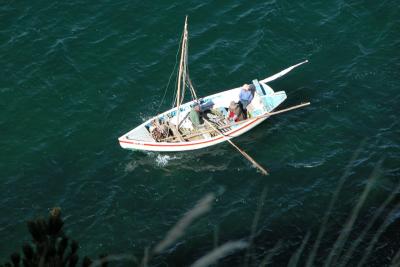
[1,208,107,267]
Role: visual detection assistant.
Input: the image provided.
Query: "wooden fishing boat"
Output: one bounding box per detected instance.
[118,17,309,153]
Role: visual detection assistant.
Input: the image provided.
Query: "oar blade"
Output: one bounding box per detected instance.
[204,119,269,176]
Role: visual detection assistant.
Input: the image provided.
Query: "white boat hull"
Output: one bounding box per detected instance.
[118,61,308,152]
[119,116,269,152]
[118,83,286,152]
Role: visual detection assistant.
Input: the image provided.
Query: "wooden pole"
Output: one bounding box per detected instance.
[204,119,269,175]
[160,102,311,142]
[263,102,310,117]
[176,16,188,124]
[227,102,311,128]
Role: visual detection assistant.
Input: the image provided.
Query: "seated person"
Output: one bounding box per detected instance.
[189,100,215,129]
[239,83,255,119]
[150,119,168,141]
[189,103,203,129]
[226,101,244,122]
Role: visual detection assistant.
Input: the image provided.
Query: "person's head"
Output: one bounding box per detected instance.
[242,84,250,90]
[193,103,201,112]
[229,101,237,111]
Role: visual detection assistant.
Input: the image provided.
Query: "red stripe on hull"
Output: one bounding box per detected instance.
[119,117,262,147]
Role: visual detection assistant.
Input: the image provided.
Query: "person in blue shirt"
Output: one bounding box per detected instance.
[239,83,255,119]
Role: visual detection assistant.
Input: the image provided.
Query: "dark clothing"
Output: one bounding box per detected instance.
[239,88,254,108]
[238,101,248,119]
[238,84,255,119]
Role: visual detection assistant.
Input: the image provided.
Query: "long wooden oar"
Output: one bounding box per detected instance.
[201,102,311,174]
[227,102,311,128]
[204,119,269,175]
[162,102,311,142]
[260,102,310,118]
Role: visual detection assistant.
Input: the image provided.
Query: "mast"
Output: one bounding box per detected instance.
[176,16,188,124]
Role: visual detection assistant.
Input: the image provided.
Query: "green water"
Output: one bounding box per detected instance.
[1,0,399,266]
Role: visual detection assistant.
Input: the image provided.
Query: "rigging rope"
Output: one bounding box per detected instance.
[156,29,184,114]
[156,18,198,113]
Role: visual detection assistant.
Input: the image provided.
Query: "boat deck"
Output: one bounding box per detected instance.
[156,108,232,143]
